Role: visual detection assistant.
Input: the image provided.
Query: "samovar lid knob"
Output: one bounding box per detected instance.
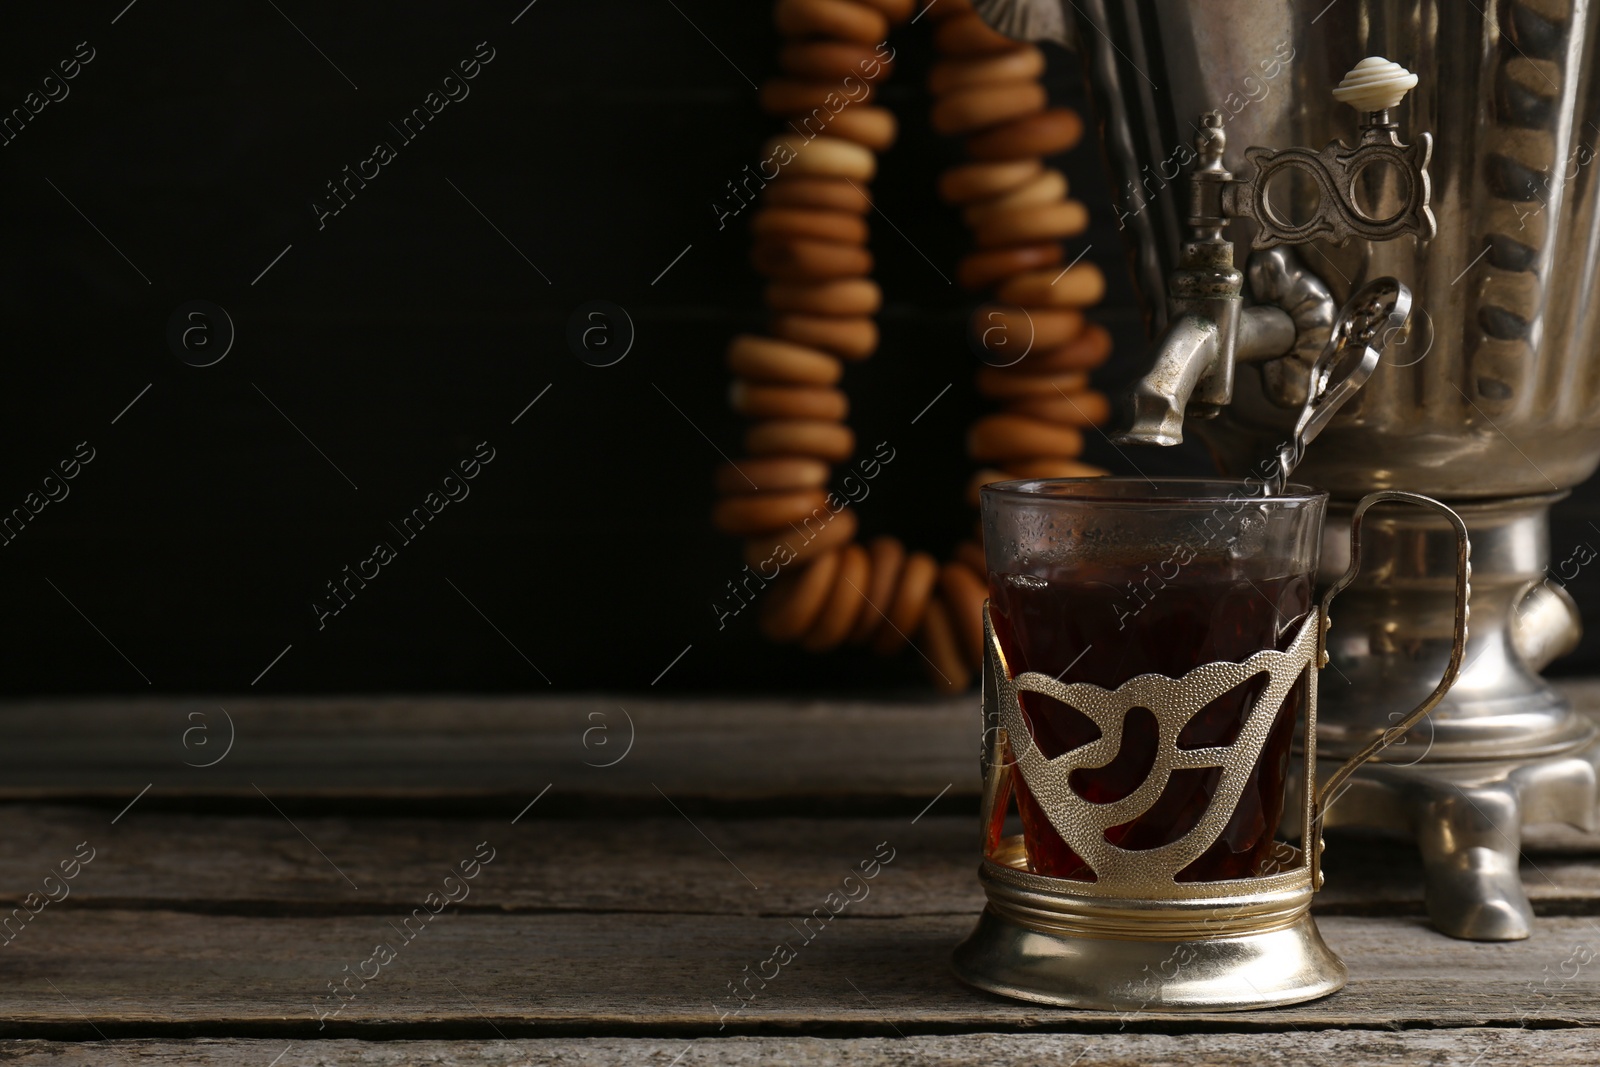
[1332,57,1418,112]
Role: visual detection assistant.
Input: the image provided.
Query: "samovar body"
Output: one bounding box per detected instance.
[1081,0,1600,496]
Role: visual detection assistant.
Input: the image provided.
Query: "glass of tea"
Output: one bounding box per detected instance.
[958,477,1470,1010]
[980,477,1326,882]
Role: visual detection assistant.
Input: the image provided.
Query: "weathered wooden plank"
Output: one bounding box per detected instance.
[0,696,977,804]
[5,806,1599,915]
[5,910,1599,1033]
[4,1031,1598,1067]
[0,807,976,917]
[6,690,1599,818]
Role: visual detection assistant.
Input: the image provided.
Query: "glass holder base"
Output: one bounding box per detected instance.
[951,852,1347,1012]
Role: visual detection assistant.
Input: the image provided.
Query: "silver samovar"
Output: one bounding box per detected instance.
[976,0,1600,940]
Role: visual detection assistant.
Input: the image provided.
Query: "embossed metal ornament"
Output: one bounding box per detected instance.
[998,614,1317,896]
[1223,58,1435,248]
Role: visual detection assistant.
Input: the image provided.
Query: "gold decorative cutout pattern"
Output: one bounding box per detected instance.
[984,605,1315,898]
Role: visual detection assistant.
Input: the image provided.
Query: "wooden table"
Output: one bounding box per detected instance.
[3,691,1599,1065]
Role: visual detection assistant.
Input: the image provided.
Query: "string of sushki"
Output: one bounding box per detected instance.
[713,0,1112,691]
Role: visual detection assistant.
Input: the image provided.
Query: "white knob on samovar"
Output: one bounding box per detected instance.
[1332,57,1418,112]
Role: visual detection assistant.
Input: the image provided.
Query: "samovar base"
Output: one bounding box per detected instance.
[1300,494,1600,939]
[1314,493,1592,762]
[1295,733,1600,941]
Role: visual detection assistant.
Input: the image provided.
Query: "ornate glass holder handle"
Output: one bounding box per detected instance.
[954,485,1471,1012]
[1308,491,1472,891]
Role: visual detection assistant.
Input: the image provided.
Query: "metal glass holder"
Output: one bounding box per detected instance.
[953,492,1472,1011]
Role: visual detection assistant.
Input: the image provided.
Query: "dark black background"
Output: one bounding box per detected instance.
[0,0,1595,696]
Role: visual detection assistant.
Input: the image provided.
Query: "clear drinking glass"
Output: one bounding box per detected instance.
[979,477,1327,883]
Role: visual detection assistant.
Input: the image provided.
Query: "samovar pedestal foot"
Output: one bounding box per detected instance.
[1413,774,1531,940]
[1303,734,1600,940]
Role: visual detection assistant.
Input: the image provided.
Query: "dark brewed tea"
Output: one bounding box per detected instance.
[987,564,1311,882]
